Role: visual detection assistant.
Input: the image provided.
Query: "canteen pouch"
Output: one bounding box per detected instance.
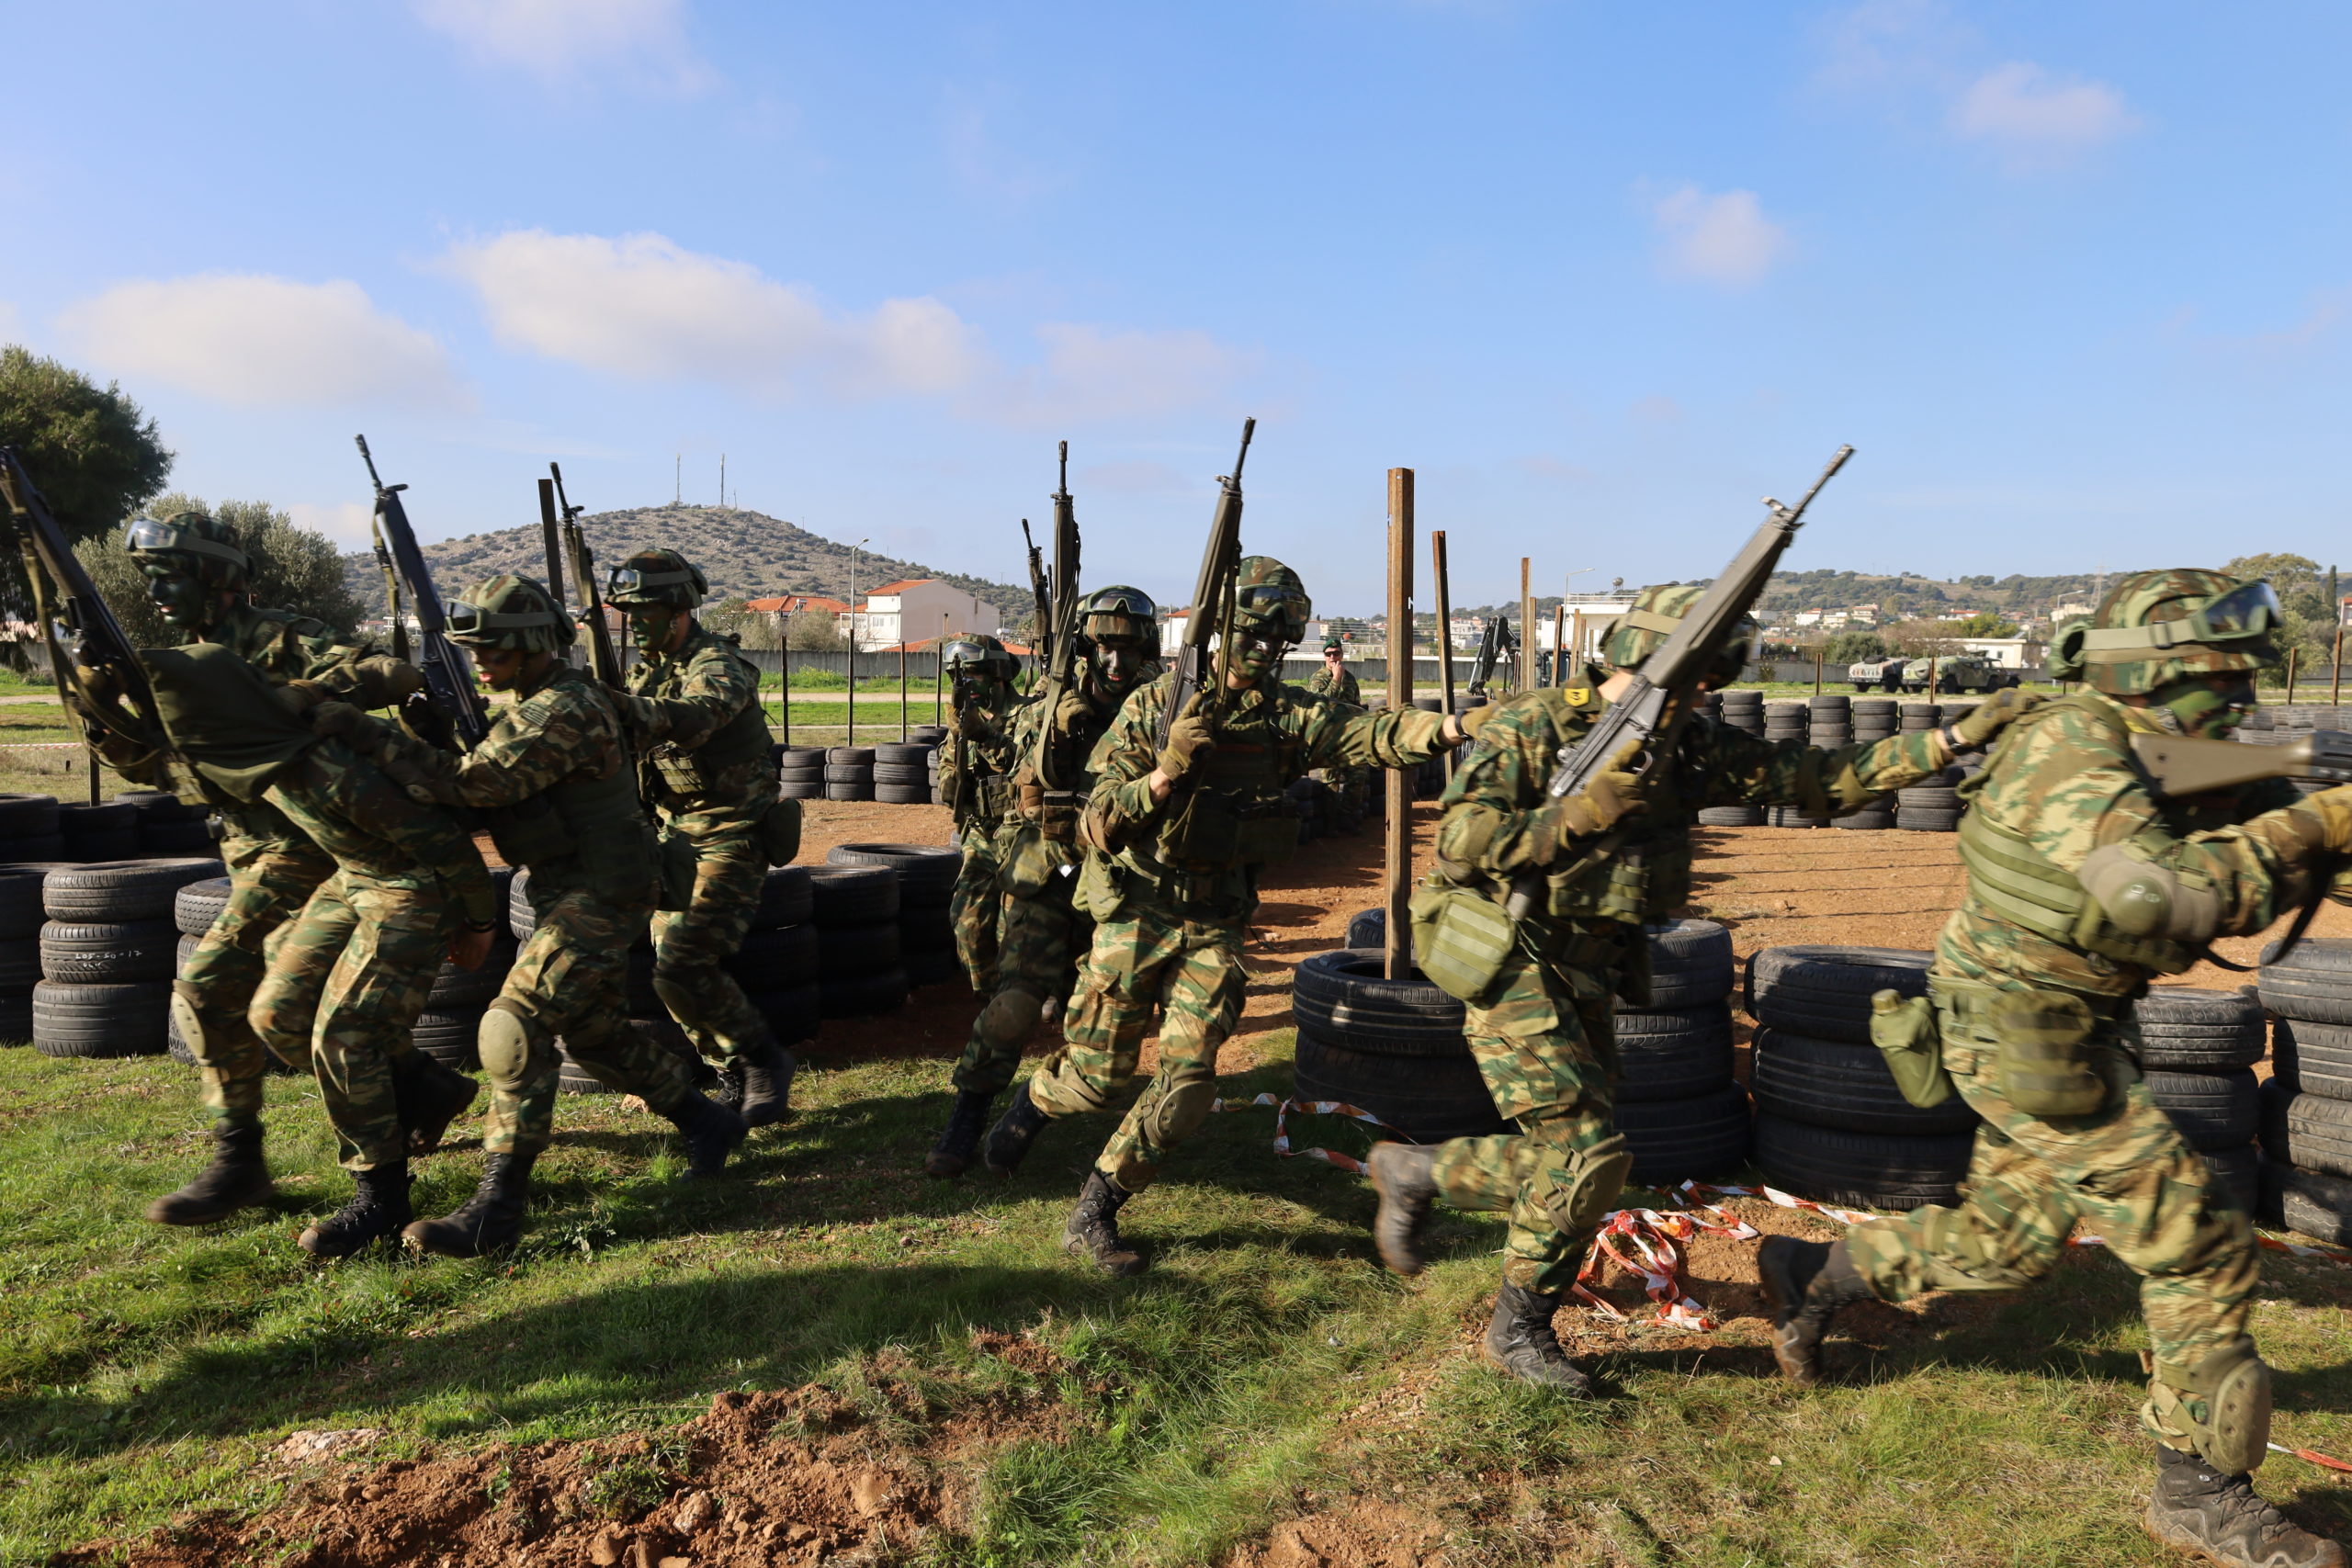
[1869,990,1953,1109]
[1988,987,2108,1117]
[1074,852,1126,922]
[656,830,699,912]
[1409,880,1516,1003]
[1001,825,1059,897]
[757,796,802,866]
[482,797,578,870]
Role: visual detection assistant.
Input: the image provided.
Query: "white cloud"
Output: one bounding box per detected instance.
[1648,186,1789,288]
[1951,62,2140,166]
[442,230,986,400]
[286,501,378,550]
[977,324,1258,427]
[411,0,708,91]
[59,275,467,411]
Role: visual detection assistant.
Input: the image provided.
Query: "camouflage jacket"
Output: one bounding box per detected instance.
[1939,689,2321,1000]
[1305,665,1362,706]
[1081,671,1450,918]
[997,669,1160,876]
[1435,667,1951,930]
[939,685,1026,834]
[622,623,772,811]
[265,737,498,926]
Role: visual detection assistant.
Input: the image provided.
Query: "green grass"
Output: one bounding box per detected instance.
[6,1040,2352,1564]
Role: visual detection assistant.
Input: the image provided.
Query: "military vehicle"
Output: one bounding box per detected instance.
[1899,654,2022,694]
[1848,657,1907,692]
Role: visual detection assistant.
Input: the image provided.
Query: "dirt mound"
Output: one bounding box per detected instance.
[62,1337,1074,1568]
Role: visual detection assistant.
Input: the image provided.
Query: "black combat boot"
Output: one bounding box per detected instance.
[146,1123,275,1225]
[1757,1235,1877,1387]
[298,1162,414,1258]
[667,1090,749,1179]
[925,1089,998,1179]
[1062,1170,1145,1277]
[2145,1444,2348,1568]
[735,1039,798,1129]
[1366,1142,1440,1276]
[401,1151,537,1258]
[395,1054,481,1156]
[1484,1280,1593,1395]
[983,1083,1052,1177]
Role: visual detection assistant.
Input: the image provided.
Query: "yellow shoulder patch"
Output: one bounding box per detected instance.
[1563,686,1591,707]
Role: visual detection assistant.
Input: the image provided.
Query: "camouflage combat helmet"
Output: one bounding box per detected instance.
[125,510,250,591]
[942,632,1017,685]
[1603,583,1758,672]
[605,548,707,610]
[447,574,574,653]
[1228,556,1311,645]
[2050,570,2281,696]
[1078,585,1158,646]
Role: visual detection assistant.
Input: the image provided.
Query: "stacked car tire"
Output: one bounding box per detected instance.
[1291,947,1502,1145]
[2132,986,2264,1215]
[870,743,933,805]
[727,864,820,1052]
[808,864,910,1017]
[1746,945,1977,1210]
[823,746,876,802]
[0,794,66,862]
[1698,691,1768,826]
[33,859,221,1059]
[117,791,216,856]
[777,745,826,800]
[2257,940,2352,1242]
[827,842,959,987]
[392,865,518,1074]
[59,802,138,863]
[1613,919,1751,1184]
[0,863,49,1042]
[1835,699,1901,830]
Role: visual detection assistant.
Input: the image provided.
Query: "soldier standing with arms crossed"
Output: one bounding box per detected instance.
[935,634,1026,996]
[1304,635,1369,832]
[1757,571,2352,1568]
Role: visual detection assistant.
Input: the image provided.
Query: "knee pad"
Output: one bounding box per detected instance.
[976,987,1044,1049]
[652,967,723,1023]
[169,983,214,1066]
[1139,1068,1219,1149]
[2149,1337,2272,1475]
[1539,1133,1634,1236]
[478,1000,540,1089]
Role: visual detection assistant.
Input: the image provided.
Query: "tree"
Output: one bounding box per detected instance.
[0,347,174,543]
[2222,553,2335,686]
[1885,618,1963,660]
[76,493,367,647]
[1822,629,1887,665]
[786,613,845,652]
[1952,611,2020,638]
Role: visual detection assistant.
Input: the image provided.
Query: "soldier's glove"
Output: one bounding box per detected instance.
[311,700,396,755]
[1944,688,2044,752]
[64,660,119,710]
[277,679,334,716]
[379,741,461,806]
[346,655,424,709]
[2300,784,2352,853]
[1054,685,1093,730]
[1440,704,1498,749]
[1547,738,1647,845]
[1155,694,1217,783]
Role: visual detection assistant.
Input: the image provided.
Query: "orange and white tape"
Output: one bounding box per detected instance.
[1209,1092,1398,1174]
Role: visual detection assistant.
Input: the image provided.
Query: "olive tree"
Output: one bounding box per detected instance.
[76,493,367,647]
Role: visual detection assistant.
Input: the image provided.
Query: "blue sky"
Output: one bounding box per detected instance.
[4,2,2346,615]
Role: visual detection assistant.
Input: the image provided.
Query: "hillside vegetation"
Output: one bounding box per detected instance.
[341,504,1028,615]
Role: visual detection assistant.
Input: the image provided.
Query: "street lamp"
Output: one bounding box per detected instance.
[848,538,869,742]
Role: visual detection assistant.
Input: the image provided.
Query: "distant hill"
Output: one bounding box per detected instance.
[1452,567,2128,624]
[340,504,1029,617]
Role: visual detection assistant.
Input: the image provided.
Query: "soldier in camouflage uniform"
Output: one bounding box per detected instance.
[334,577,752,1258]
[1365,582,2033,1393]
[1755,570,2352,1568]
[984,557,1474,1274]
[65,510,473,1229]
[608,549,799,1129]
[936,634,1025,994]
[129,640,501,1257]
[924,588,1160,1178]
[1305,637,1370,833]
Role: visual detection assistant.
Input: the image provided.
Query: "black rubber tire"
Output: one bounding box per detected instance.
[140,821,219,857]
[2258,939,2352,1026]
[908,726,949,745]
[827,747,876,766]
[2200,1143,2261,1215]
[1746,945,1932,1043]
[1897,784,1962,811]
[746,982,821,1043]
[727,922,820,986]
[777,745,826,771]
[1290,949,1467,1059]
[2276,1019,2352,1100]
[41,858,225,923]
[824,782,876,802]
[426,931,517,1010]
[808,865,900,925]
[2262,1076,2298,1161]
[875,784,933,805]
[0,864,56,940]
[826,842,961,897]
[39,919,179,984]
[2145,1068,2261,1152]
[1645,919,1735,1009]
[1695,807,1765,827]
[58,802,136,835]
[779,778,825,801]
[872,764,929,785]
[1343,908,1385,951]
[1613,1084,1753,1186]
[1752,1111,1975,1212]
[1614,1004,1736,1102]
[1895,809,1962,832]
[874,743,933,765]
[1292,1030,1508,1145]
[898,913,956,953]
[413,1009,484,1072]
[1751,1027,1980,1136]
[817,919,904,979]
[0,795,61,835]
[172,877,234,938]
[751,865,815,930]
[2281,1092,2352,1180]
[821,966,911,1018]
[2276,1165,2352,1245]
[905,947,963,987]
[0,937,37,990]
[1832,809,1895,831]
[32,980,169,1057]
[823,765,876,784]
[2133,987,2267,1070]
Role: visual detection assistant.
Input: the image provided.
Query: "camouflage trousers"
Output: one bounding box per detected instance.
[1314,766,1372,831]
[650,808,769,1066]
[1845,1012,2256,1450]
[484,879,686,1156]
[1428,949,1625,1292]
[175,831,334,1130]
[251,872,451,1172]
[953,863,1089,1098]
[1024,908,1247,1191]
[950,831,1006,993]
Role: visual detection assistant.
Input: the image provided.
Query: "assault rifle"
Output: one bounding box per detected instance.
[1504,445,1854,919]
[1155,417,1254,750]
[1021,516,1052,682]
[0,448,167,766]
[548,463,624,690]
[1028,443,1085,789]
[356,435,489,750]
[535,479,568,614]
[1467,616,1517,698]
[2132,730,2352,798]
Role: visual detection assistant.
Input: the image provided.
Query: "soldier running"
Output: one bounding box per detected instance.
[935,634,1026,995]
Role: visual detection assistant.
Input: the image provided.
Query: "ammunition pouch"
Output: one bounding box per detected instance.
[1958,809,2198,975]
[1963,985,2109,1118]
[1156,788,1300,869]
[483,796,578,869]
[2147,1337,2272,1475]
[1001,824,1074,897]
[1870,991,1953,1108]
[1409,878,1518,1003]
[1075,852,1127,922]
[1019,784,1087,845]
[657,831,699,912]
[757,797,802,867]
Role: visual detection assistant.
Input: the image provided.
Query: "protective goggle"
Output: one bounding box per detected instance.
[447,600,558,635]
[1235,583,1308,621]
[123,518,249,572]
[1083,588,1157,618]
[942,639,1001,671]
[2077,581,2283,655]
[605,566,698,598]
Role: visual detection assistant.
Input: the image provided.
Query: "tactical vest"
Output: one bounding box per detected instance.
[486,678,656,903]
[1520,688,1698,926]
[645,667,773,796]
[1154,705,1303,870]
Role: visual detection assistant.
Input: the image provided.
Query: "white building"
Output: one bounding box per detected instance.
[845,579,1001,649]
[1957,636,2045,670]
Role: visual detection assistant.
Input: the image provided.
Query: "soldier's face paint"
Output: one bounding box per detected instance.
[2156,674,2258,739]
[473,646,527,692]
[1222,628,1281,686]
[627,604,682,654]
[1091,636,1148,697]
[141,562,211,628]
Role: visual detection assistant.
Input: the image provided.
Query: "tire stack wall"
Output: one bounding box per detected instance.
[871,742,933,805]
[0,793,66,863]
[1747,945,1977,1209]
[117,790,216,857]
[726,865,820,1052]
[826,843,959,988]
[1835,699,1901,830]
[1777,694,1844,827]
[0,864,48,1043]
[33,859,222,1060]
[1700,692,1766,826]
[2257,940,2352,1241]
[777,745,825,801]
[409,865,516,1074]
[2131,986,2264,1215]
[499,866,699,1095]
[910,725,947,805]
[164,875,293,1074]
[808,865,909,1017]
[1291,948,1505,1145]
[59,801,139,863]
[1614,919,1749,1184]
[823,746,876,802]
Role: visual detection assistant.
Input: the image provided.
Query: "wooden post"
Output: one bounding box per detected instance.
[2332,619,2344,713]
[1385,469,1415,981]
[1520,558,1534,693]
[899,640,909,741]
[780,639,792,748]
[2286,644,2299,705]
[1552,603,1566,686]
[1433,530,1457,780]
[1814,643,1824,694]
[1569,609,1586,674]
[936,613,947,725]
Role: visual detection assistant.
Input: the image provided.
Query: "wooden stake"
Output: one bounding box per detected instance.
[1386,469,1415,982]
[2287,644,2299,705]
[899,640,909,741]
[1433,530,1457,781]
[1520,558,1534,693]
[1552,603,1566,686]
[2332,618,2343,713]
[780,638,792,748]
[1814,643,1824,694]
